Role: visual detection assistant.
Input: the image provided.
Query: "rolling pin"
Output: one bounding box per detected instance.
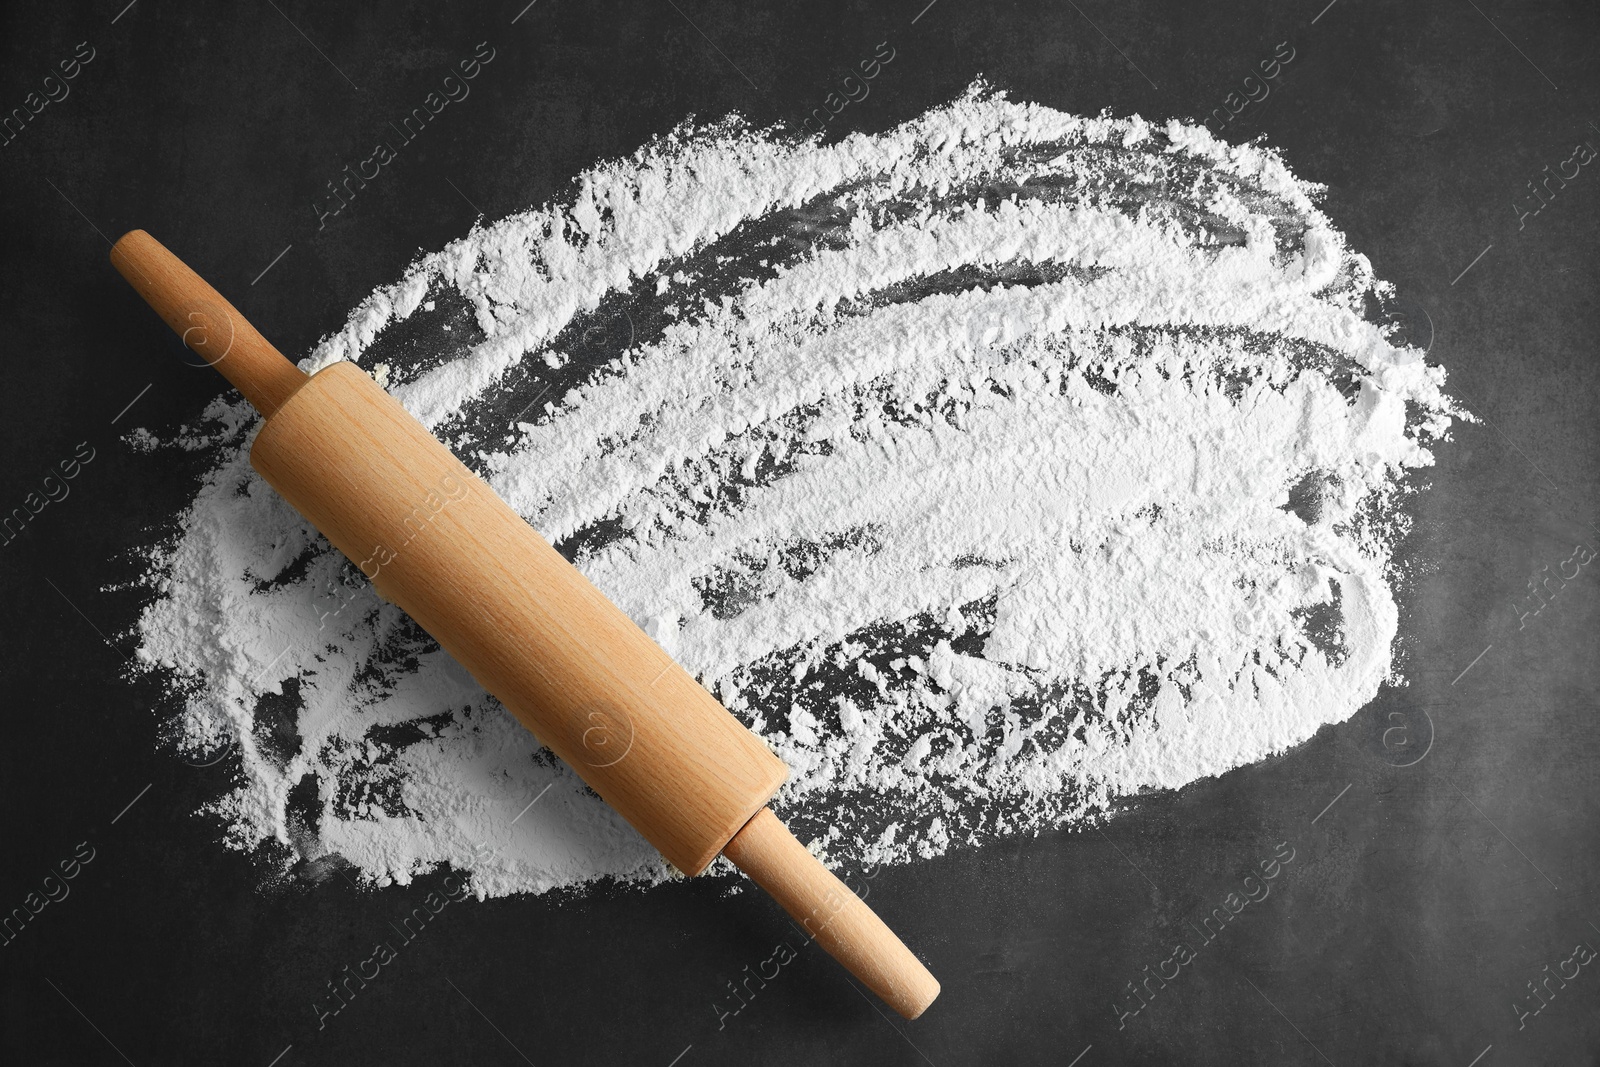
[110,230,939,1019]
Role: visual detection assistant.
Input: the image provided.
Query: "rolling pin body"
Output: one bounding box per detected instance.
[252,361,786,875]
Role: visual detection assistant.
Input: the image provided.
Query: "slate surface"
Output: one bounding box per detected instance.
[1,1,1596,1063]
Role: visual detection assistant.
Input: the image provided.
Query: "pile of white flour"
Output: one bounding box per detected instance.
[131,85,1458,896]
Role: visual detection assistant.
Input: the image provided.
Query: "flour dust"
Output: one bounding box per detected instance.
[130,84,1459,897]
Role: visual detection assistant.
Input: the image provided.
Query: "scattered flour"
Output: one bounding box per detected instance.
[130,84,1458,896]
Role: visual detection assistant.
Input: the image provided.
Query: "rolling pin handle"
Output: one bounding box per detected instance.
[110,230,309,417]
[723,808,941,1019]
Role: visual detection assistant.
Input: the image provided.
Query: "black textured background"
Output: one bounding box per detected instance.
[2,1,1597,1064]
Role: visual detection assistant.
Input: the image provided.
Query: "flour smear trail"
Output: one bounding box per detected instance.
[132,85,1458,897]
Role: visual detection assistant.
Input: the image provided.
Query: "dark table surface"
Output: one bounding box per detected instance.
[2,1,1597,1064]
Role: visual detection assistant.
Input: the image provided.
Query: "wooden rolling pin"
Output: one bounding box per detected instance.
[110,230,939,1020]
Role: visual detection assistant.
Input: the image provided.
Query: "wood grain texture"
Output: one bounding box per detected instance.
[724,808,941,1019]
[251,361,788,875]
[109,230,308,417]
[110,230,940,1016]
